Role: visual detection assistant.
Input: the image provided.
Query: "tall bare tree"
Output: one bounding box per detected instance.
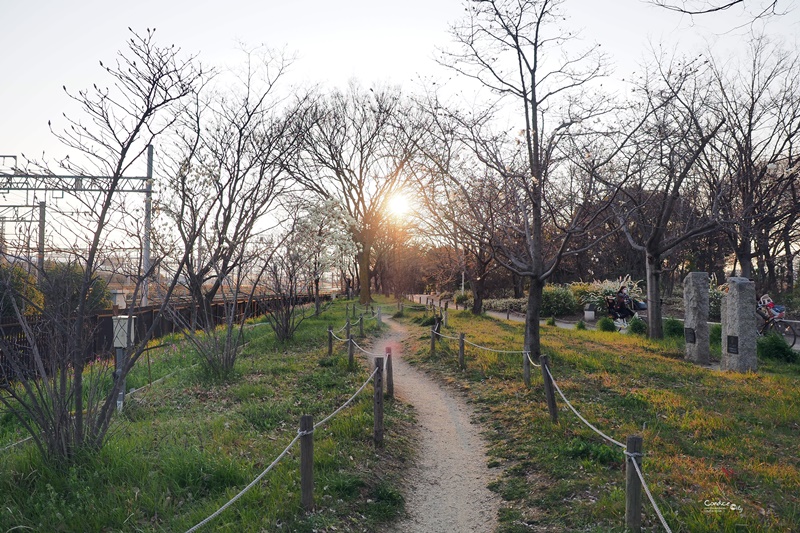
[0,30,204,462]
[439,0,659,382]
[292,82,417,305]
[704,34,800,292]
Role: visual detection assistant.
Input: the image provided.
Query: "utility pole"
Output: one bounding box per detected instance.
[0,146,154,300]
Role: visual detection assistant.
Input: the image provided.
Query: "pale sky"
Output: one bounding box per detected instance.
[1,0,798,164]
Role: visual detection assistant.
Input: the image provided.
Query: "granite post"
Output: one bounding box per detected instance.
[721,277,757,372]
[683,272,710,364]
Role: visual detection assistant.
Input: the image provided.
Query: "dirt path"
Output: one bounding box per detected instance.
[366,318,501,533]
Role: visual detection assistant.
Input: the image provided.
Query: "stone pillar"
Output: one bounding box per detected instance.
[721,277,757,372]
[683,272,710,365]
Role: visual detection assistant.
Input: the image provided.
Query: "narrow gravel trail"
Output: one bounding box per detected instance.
[366,318,501,533]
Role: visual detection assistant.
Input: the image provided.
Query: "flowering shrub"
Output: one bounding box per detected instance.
[569,276,645,309]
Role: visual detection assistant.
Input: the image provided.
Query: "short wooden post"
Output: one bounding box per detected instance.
[419,296,422,304]
[345,303,349,319]
[345,319,351,340]
[300,415,314,511]
[507,306,511,320]
[459,333,465,370]
[430,327,436,357]
[625,435,644,532]
[359,314,365,337]
[348,335,355,367]
[385,347,394,398]
[327,325,333,357]
[540,355,558,422]
[373,357,384,446]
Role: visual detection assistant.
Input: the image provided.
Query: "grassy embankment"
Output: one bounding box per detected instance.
[0,298,412,532]
[399,306,799,533]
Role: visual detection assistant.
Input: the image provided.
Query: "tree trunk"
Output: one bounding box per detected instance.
[471,277,486,314]
[314,276,321,316]
[646,251,664,339]
[358,245,372,305]
[524,278,543,359]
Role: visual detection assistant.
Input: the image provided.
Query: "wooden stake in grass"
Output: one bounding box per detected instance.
[459,332,466,370]
[385,347,393,398]
[300,415,314,511]
[374,357,384,446]
[625,435,643,532]
[359,314,365,337]
[327,325,333,357]
[430,327,436,357]
[348,334,355,367]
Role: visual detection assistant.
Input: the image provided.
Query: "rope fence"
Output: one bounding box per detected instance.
[541,359,672,532]
[186,364,384,532]
[415,293,672,533]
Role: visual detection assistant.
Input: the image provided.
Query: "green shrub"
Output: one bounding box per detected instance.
[483,297,526,313]
[710,323,722,345]
[546,316,556,326]
[575,320,586,330]
[454,292,470,305]
[627,316,647,335]
[568,276,644,310]
[541,286,578,317]
[757,332,798,363]
[597,317,617,332]
[709,277,725,321]
[663,317,684,338]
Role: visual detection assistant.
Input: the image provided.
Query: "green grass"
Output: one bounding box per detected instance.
[0,296,410,532]
[400,309,800,532]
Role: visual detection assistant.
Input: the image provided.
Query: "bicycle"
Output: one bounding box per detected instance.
[756,297,797,349]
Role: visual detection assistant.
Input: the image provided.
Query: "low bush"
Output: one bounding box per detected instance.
[758,332,798,363]
[663,317,684,338]
[597,317,617,332]
[710,323,722,345]
[541,286,578,317]
[627,316,647,335]
[484,298,526,314]
[546,316,556,326]
[575,320,586,330]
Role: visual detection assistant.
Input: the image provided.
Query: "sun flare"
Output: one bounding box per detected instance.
[387,192,412,218]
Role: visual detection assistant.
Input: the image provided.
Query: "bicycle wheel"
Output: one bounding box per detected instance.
[770,320,797,349]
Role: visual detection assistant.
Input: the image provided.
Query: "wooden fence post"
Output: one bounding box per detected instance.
[348,335,355,367]
[625,435,643,532]
[540,355,558,422]
[430,327,436,357]
[507,306,511,320]
[459,333,465,370]
[359,314,365,337]
[385,347,393,399]
[373,357,384,446]
[300,415,314,511]
[345,303,349,319]
[345,319,351,341]
[327,325,333,357]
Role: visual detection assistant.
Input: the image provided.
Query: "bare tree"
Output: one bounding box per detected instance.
[438,0,659,382]
[158,48,305,376]
[649,0,780,17]
[704,34,800,293]
[292,82,418,305]
[0,30,204,462]
[613,51,724,338]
